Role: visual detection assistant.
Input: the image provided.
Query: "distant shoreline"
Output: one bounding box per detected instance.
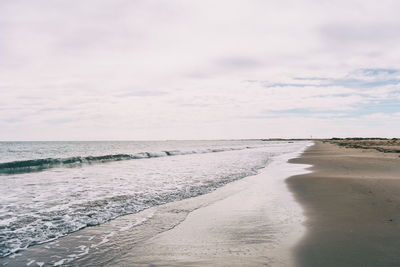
[324,138,400,154]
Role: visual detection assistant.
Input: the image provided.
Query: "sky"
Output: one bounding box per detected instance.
[1,0,400,140]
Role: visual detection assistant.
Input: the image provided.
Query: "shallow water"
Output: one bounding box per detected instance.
[0,140,309,258]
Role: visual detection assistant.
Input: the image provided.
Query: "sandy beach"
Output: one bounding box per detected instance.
[2,0,399,266]
[287,141,400,266]
[3,141,400,266]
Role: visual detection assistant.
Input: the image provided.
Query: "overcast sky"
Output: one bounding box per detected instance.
[1,0,400,140]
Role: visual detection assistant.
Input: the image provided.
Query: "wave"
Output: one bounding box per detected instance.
[0,146,255,175]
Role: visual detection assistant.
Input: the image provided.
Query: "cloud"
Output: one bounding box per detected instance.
[115,91,169,97]
[319,23,400,47]
[262,68,400,89]
[1,0,400,140]
[216,57,262,70]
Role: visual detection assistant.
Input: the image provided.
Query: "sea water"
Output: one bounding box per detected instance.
[0,140,309,258]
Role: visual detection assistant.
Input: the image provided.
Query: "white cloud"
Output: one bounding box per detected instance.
[1,0,400,140]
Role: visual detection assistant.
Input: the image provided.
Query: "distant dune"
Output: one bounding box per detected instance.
[325,138,400,154]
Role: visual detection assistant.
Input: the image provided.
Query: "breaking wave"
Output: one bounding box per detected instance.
[0,146,251,175]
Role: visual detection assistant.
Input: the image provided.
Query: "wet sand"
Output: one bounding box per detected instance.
[287,141,400,266]
[108,151,310,266]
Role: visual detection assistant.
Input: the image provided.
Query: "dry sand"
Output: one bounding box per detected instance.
[287,141,400,266]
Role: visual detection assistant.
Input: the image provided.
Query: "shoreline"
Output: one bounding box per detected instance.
[0,143,311,266]
[108,149,311,266]
[287,141,400,266]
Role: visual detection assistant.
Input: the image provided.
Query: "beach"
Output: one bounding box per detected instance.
[2,140,400,266]
[2,0,399,265]
[287,141,400,266]
[110,141,400,266]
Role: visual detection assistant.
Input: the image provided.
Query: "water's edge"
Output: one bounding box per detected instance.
[0,142,313,266]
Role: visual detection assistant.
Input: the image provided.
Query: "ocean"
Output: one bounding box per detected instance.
[0,140,310,260]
